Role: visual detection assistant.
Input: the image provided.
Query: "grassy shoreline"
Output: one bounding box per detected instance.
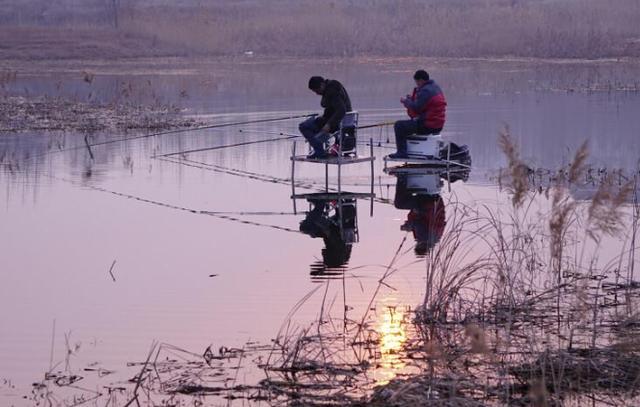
[2,52,640,76]
[4,0,640,60]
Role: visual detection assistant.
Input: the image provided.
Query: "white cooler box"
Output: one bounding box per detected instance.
[406,134,444,158]
[406,172,443,196]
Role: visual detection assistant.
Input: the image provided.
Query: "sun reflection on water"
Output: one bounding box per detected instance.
[375,304,408,385]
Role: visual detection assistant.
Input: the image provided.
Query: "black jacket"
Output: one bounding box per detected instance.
[316,79,352,132]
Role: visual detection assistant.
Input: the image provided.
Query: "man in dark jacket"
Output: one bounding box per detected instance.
[299,76,352,159]
[389,70,447,159]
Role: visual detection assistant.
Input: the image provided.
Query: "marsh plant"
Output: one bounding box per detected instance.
[258,130,640,406]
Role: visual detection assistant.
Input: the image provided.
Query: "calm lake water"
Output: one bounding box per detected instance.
[1,58,639,405]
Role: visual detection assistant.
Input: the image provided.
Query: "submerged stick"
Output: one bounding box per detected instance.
[49,319,56,372]
[83,135,94,160]
[108,260,116,282]
[124,341,158,407]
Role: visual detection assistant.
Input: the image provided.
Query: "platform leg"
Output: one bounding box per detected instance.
[338,199,344,241]
[325,163,329,192]
[291,141,297,213]
[370,138,375,216]
[337,140,342,194]
[446,142,451,193]
[369,138,374,195]
[338,161,342,194]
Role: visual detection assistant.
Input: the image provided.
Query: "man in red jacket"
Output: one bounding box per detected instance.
[389,70,447,159]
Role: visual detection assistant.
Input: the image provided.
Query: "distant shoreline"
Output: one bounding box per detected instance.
[1,22,640,71]
[2,53,640,76]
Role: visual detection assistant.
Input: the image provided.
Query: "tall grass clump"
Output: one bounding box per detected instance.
[363,130,638,406]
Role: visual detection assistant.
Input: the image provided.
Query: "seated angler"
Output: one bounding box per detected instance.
[389,70,447,159]
[299,76,352,159]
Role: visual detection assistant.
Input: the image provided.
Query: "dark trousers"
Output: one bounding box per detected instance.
[299,117,331,154]
[394,119,442,154]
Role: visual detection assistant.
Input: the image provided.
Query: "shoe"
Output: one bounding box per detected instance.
[307,150,329,160]
[388,152,408,159]
[328,144,340,157]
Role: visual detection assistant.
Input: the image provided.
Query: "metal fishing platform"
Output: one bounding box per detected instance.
[290,111,376,196]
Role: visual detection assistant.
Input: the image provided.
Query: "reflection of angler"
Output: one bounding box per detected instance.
[394,174,446,255]
[299,198,357,268]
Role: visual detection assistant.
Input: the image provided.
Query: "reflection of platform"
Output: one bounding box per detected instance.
[385,165,448,175]
[292,191,375,216]
[291,155,375,165]
[291,192,375,200]
[385,164,471,194]
[384,156,445,165]
[385,164,471,177]
[384,156,470,169]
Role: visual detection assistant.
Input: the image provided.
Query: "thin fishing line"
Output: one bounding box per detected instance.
[44,174,302,234]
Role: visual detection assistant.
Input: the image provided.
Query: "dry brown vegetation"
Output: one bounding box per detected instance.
[2,0,640,60]
[0,95,201,133]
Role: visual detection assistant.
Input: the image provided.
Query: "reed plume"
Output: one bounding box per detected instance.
[498,127,530,208]
[586,175,633,241]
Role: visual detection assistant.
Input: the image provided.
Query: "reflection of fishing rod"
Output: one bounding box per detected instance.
[357,121,395,130]
[160,156,395,205]
[44,173,302,234]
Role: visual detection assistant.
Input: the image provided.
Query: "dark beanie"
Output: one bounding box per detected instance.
[308,76,325,90]
[413,70,430,81]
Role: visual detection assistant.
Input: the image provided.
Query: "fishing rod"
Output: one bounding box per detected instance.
[237,120,395,137]
[155,135,297,158]
[25,112,317,161]
[25,115,387,163]
[236,129,395,149]
[79,112,316,150]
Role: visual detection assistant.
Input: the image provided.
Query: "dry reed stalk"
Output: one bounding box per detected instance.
[586,175,634,242]
[568,141,589,184]
[498,128,530,208]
